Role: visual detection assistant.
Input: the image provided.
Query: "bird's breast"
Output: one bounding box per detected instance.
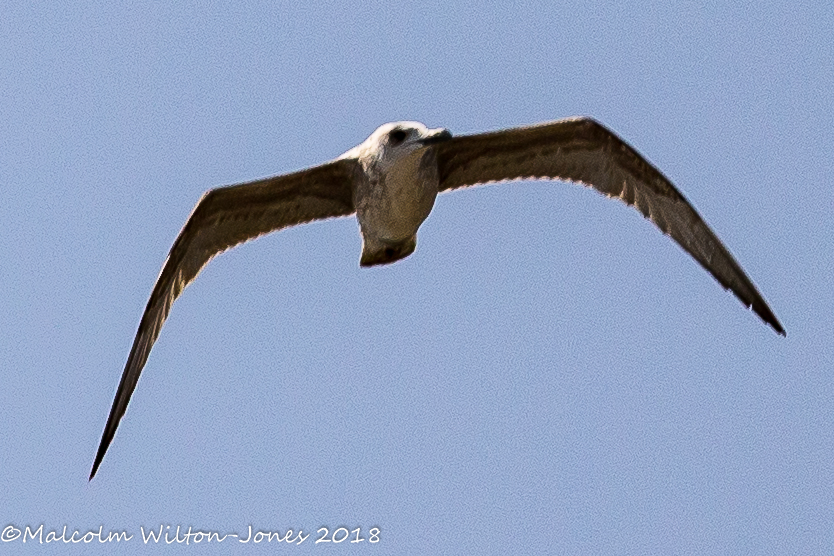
[356,148,440,243]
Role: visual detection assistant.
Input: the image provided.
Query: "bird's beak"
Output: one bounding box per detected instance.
[419,128,453,145]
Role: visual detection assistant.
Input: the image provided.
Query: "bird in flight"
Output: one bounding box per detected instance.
[90,117,784,479]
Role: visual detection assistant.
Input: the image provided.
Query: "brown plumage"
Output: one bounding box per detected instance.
[90,117,783,480]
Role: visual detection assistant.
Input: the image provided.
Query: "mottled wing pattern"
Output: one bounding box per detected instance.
[436,117,783,334]
[90,158,359,479]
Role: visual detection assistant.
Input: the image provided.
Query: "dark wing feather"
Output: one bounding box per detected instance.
[436,117,784,335]
[90,158,359,479]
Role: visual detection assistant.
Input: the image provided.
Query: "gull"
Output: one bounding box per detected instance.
[90,117,784,479]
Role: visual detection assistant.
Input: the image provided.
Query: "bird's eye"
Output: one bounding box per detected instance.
[389,129,407,145]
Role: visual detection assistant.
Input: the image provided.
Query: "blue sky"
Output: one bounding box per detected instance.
[2,1,832,554]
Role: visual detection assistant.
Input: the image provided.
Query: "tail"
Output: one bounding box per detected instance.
[360,236,417,267]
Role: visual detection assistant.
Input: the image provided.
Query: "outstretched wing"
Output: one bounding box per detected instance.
[90,158,359,479]
[436,117,783,335]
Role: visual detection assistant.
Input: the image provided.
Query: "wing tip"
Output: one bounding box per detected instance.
[89,420,118,481]
[89,441,108,481]
[768,318,787,337]
[766,318,786,337]
[89,458,102,481]
[750,299,785,337]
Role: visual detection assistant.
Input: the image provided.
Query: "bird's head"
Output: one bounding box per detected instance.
[339,121,452,170]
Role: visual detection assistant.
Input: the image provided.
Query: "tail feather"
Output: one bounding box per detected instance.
[360,236,417,267]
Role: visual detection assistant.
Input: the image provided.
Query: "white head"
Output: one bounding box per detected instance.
[338,121,452,169]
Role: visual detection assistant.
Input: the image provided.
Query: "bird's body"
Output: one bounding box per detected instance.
[341,121,450,265]
[90,117,784,479]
